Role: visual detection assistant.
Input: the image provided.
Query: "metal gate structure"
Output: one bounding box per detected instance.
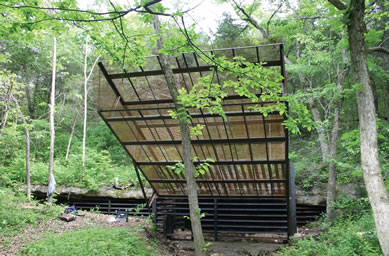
[94,43,296,240]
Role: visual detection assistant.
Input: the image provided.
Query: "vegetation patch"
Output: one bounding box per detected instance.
[0,187,61,236]
[23,226,158,256]
[280,211,382,256]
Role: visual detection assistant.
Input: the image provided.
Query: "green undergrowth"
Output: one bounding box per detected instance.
[23,226,160,256]
[0,120,147,191]
[290,134,326,190]
[0,187,62,236]
[280,206,382,255]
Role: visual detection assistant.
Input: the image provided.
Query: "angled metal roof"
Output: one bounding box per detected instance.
[94,43,289,197]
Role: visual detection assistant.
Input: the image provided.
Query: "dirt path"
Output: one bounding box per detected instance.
[0,212,147,256]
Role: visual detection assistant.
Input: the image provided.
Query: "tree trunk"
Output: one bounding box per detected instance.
[25,125,31,200]
[153,15,205,256]
[48,36,57,206]
[81,39,99,174]
[25,85,35,118]
[0,81,14,137]
[65,113,78,161]
[308,97,330,162]
[326,107,339,222]
[347,0,389,254]
[11,94,31,200]
[82,38,88,177]
[382,82,389,122]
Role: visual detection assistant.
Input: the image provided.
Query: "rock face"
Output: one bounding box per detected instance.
[29,183,364,206]
[296,186,327,206]
[30,185,153,199]
[295,183,365,206]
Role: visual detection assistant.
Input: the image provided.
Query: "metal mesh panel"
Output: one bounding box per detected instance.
[94,44,288,197]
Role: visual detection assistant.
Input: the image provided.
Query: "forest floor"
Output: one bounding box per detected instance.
[0,207,169,256]
[0,202,321,256]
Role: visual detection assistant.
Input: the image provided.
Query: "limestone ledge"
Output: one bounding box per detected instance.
[29,185,153,199]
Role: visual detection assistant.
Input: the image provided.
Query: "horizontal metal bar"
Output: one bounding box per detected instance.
[156,196,287,199]
[156,201,286,206]
[99,100,285,112]
[157,207,286,212]
[105,112,283,122]
[200,219,287,223]
[157,212,287,217]
[126,44,282,60]
[120,95,282,106]
[204,230,287,234]
[149,179,286,183]
[136,160,286,166]
[201,224,287,229]
[109,61,282,80]
[123,137,286,145]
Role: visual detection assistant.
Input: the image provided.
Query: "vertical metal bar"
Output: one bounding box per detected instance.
[97,111,160,196]
[221,117,243,196]
[280,44,291,238]
[181,53,218,196]
[139,110,185,195]
[123,70,142,100]
[198,108,224,196]
[134,165,149,210]
[279,44,288,95]
[262,113,274,196]
[97,62,125,105]
[285,103,291,237]
[214,198,218,241]
[152,198,157,224]
[108,199,111,215]
[117,110,174,194]
[288,164,297,236]
[242,105,259,196]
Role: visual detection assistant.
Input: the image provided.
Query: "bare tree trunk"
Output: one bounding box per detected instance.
[48,36,57,206]
[347,0,389,253]
[383,83,389,122]
[25,85,34,118]
[11,94,31,200]
[326,107,339,222]
[65,113,78,161]
[81,38,100,176]
[0,81,14,137]
[308,98,330,162]
[153,15,205,256]
[25,125,31,200]
[82,38,88,177]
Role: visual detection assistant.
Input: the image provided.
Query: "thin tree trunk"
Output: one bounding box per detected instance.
[25,85,34,118]
[48,36,57,206]
[81,38,100,176]
[65,113,78,161]
[25,125,31,200]
[347,0,389,253]
[82,38,88,176]
[11,94,31,200]
[326,107,339,222]
[153,15,205,256]
[0,81,14,137]
[383,83,389,122]
[308,97,330,162]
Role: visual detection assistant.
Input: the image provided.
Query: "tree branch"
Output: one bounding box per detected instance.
[231,0,268,38]
[266,1,283,36]
[0,3,130,15]
[0,0,172,25]
[368,46,389,55]
[327,0,347,10]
